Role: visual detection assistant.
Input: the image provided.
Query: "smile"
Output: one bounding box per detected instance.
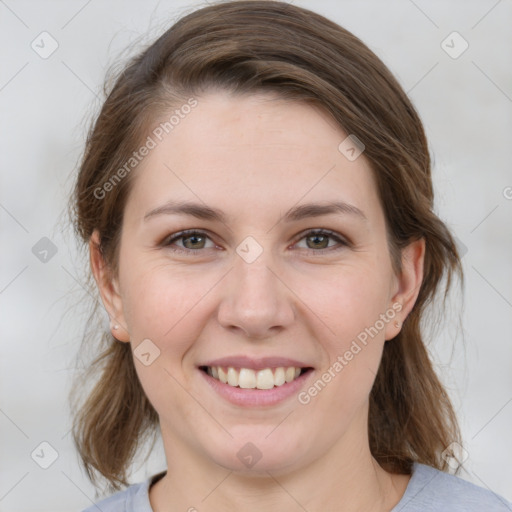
[200,366,309,389]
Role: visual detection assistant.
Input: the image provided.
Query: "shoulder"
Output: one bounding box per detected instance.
[395,463,512,511]
[81,472,164,512]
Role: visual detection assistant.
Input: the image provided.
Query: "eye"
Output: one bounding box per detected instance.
[161,228,349,255]
[294,229,349,252]
[161,229,216,253]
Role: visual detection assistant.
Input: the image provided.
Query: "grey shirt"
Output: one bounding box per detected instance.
[82,462,512,511]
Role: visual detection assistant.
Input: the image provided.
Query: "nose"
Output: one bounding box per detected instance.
[216,250,296,340]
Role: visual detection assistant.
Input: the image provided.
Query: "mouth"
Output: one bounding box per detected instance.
[199,365,313,390]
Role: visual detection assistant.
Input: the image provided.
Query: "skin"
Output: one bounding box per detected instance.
[90,90,425,511]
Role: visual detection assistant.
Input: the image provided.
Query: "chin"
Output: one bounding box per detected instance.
[204,431,304,475]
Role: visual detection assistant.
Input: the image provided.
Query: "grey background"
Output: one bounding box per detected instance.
[0,0,511,510]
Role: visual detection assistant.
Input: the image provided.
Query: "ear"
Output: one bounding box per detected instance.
[89,229,130,343]
[384,237,425,341]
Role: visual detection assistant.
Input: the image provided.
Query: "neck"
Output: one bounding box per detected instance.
[149,417,410,512]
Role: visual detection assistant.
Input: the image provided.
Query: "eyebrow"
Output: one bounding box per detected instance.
[143,199,367,223]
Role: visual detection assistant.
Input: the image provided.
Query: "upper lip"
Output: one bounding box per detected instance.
[200,355,313,371]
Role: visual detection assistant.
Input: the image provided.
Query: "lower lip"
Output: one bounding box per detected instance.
[199,368,313,407]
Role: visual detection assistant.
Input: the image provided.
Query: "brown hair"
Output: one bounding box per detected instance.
[70,0,463,492]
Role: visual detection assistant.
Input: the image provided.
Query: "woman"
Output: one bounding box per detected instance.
[70,1,511,510]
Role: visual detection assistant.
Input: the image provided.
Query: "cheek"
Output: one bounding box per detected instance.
[122,265,208,416]
[303,261,392,337]
[298,270,389,419]
[121,261,200,336]
[301,262,393,401]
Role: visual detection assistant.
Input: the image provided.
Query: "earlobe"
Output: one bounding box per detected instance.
[89,230,130,343]
[385,238,425,340]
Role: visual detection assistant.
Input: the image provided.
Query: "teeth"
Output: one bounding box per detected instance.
[206,366,304,389]
[239,368,257,388]
[227,367,238,387]
[274,367,285,386]
[256,368,274,389]
[218,367,228,384]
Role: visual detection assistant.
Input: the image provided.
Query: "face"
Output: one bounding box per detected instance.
[95,90,419,476]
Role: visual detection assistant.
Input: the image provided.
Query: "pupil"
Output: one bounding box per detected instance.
[309,234,328,249]
[185,235,203,249]
[182,234,329,250]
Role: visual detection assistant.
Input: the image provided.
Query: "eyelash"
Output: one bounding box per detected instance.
[160,228,349,255]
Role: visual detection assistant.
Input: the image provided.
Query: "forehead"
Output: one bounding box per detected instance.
[124,91,382,228]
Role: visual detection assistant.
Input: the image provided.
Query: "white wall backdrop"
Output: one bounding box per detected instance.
[1,1,511,510]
